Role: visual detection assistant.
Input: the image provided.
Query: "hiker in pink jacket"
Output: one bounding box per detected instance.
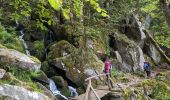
[104,58,111,74]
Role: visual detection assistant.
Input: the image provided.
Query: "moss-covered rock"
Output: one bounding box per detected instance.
[32,70,49,84]
[51,76,67,88]
[48,40,104,86]
[0,48,41,71]
[48,40,77,59]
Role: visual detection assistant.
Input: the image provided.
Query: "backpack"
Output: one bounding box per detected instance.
[144,63,150,71]
[104,61,110,73]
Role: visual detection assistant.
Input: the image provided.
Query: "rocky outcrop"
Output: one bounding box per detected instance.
[48,40,104,86]
[0,84,50,100]
[144,42,162,64]
[115,33,145,72]
[119,14,146,48]
[0,48,41,71]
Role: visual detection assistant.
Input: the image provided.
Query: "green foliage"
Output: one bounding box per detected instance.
[33,40,45,53]
[0,23,24,52]
[111,68,118,77]
[152,82,170,100]
[48,0,62,11]
[9,0,31,21]
[6,67,44,93]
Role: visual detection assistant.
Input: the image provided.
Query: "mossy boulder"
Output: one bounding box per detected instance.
[48,40,76,59]
[51,76,67,88]
[32,71,49,84]
[0,48,41,71]
[48,40,104,86]
[0,84,50,100]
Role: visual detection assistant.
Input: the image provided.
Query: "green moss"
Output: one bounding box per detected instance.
[30,56,41,64]
[48,40,76,60]
[1,67,44,93]
[0,24,24,52]
[152,82,170,100]
[0,44,7,48]
[115,33,136,48]
[123,88,133,100]
[41,61,49,72]
[51,76,66,88]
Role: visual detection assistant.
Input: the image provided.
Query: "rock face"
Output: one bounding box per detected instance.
[0,84,50,100]
[48,40,104,86]
[120,14,146,48]
[144,42,162,64]
[0,48,41,71]
[115,34,145,72]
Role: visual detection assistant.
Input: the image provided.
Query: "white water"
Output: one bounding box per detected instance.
[48,79,68,100]
[68,86,78,97]
[15,21,30,56]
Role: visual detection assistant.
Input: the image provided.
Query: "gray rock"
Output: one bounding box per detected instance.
[0,84,50,100]
[0,48,41,71]
[115,33,145,72]
[0,68,6,79]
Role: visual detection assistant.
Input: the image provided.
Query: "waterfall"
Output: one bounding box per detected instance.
[15,20,30,56]
[68,86,78,97]
[48,78,68,100]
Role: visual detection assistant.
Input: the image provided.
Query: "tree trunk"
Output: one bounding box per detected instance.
[143,29,170,65]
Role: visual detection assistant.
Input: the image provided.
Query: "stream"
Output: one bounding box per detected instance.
[15,20,30,56]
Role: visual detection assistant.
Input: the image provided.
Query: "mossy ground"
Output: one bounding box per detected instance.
[0,67,44,93]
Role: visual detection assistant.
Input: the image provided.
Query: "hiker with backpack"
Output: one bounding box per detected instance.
[143,61,151,78]
[104,57,113,89]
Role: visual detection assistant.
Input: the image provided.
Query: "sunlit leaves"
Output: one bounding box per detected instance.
[85,0,108,17]
[141,0,158,13]
[63,9,70,20]
[48,0,62,10]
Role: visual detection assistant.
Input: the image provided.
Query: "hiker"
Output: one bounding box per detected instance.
[104,57,113,89]
[104,57,111,74]
[143,61,151,78]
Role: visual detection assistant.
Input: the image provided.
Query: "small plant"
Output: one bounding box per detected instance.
[0,23,24,52]
[152,82,170,100]
[111,68,118,77]
[5,67,44,93]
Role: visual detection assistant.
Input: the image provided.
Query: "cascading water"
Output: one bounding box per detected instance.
[68,86,78,97]
[48,78,68,100]
[15,21,30,56]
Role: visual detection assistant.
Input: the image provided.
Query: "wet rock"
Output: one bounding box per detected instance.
[0,84,50,100]
[51,76,67,88]
[0,69,6,79]
[0,48,41,71]
[36,82,56,100]
[32,71,49,84]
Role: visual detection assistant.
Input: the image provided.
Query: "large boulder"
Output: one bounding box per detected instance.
[115,33,145,72]
[48,40,104,86]
[0,48,41,71]
[144,41,162,64]
[119,14,146,48]
[0,84,50,100]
